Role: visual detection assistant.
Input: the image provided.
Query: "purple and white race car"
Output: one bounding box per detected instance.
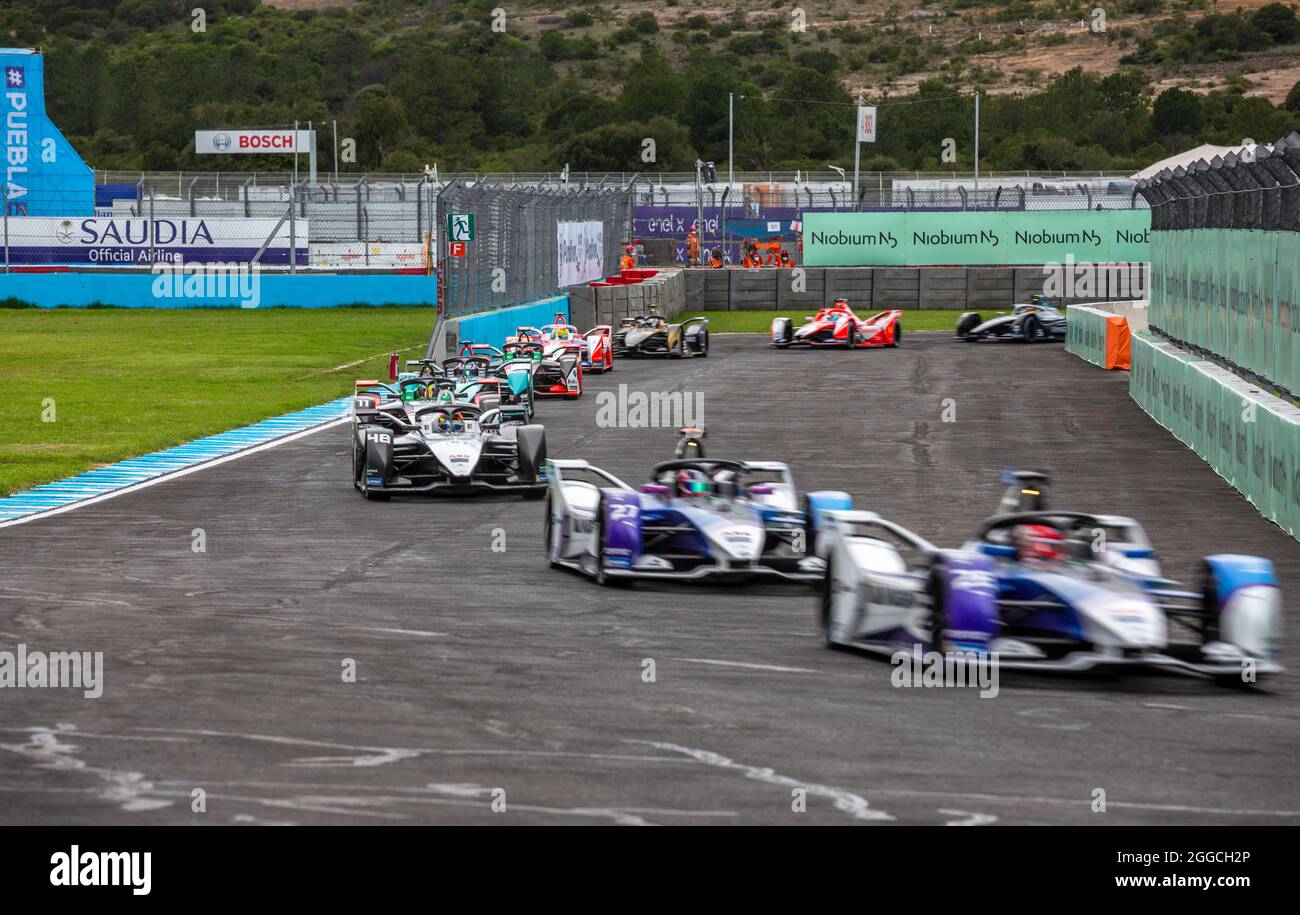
[544,433,851,586]
[819,473,1282,685]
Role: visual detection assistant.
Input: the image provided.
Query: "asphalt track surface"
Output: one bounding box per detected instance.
[2,333,1298,826]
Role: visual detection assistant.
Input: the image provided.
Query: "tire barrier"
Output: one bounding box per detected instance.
[1135,135,1300,399]
[1130,331,1300,538]
[1066,304,1131,370]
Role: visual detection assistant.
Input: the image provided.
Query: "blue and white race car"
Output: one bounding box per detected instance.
[819,472,1282,684]
[544,432,850,585]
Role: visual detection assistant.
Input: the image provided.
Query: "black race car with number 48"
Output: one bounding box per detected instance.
[956,296,1066,343]
[351,397,547,500]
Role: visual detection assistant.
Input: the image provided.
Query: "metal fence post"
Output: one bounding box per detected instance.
[289,184,297,274]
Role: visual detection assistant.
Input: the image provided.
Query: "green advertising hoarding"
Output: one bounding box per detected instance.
[803,210,1151,266]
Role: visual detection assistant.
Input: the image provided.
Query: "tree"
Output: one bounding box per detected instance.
[1249,4,1300,44]
[353,93,411,168]
[1151,88,1205,138]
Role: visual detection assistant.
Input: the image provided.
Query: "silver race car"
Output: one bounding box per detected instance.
[351,397,547,500]
[544,430,848,585]
[818,473,1282,684]
[956,297,1066,343]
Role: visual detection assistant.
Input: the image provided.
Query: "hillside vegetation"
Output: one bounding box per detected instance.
[5,0,1298,174]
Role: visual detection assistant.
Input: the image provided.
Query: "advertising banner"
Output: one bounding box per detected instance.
[4,216,308,265]
[195,129,313,155]
[0,49,94,216]
[310,242,426,269]
[803,210,1151,266]
[557,220,603,286]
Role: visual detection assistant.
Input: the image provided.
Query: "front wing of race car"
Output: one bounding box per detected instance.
[531,353,583,398]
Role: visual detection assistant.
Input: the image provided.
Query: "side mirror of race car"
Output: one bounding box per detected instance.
[641,484,670,495]
[749,484,774,495]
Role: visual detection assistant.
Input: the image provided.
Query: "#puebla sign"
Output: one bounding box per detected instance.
[6,216,308,265]
[802,210,1151,266]
[1,48,94,216]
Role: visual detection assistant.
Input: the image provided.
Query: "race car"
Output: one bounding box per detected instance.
[351,397,546,500]
[955,296,1066,343]
[771,300,901,348]
[611,310,709,358]
[818,471,1282,684]
[544,428,850,585]
[509,313,614,373]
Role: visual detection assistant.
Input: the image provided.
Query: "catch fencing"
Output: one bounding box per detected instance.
[434,181,630,317]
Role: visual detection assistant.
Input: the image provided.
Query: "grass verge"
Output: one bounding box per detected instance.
[0,307,436,495]
[679,309,967,333]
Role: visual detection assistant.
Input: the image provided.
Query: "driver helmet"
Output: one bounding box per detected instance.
[676,468,711,498]
[832,297,849,309]
[626,245,635,254]
[554,327,570,340]
[1013,524,1065,561]
[434,414,452,433]
[450,412,466,433]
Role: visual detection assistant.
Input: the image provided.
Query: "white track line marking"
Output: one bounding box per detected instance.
[940,809,999,826]
[638,741,894,822]
[313,343,426,376]
[672,657,817,674]
[0,416,348,530]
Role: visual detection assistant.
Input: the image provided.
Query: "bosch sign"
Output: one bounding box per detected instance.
[195,129,314,155]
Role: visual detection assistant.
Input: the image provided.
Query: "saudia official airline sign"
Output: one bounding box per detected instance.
[1,48,93,216]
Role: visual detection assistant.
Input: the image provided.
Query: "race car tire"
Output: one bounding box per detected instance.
[1021,315,1040,343]
[1197,562,1223,646]
[956,312,981,338]
[515,425,548,496]
[675,331,688,359]
[771,317,792,347]
[820,564,842,649]
[360,428,392,501]
[544,497,562,568]
[926,572,948,651]
[891,323,902,347]
[848,324,860,348]
[594,494,633,588]
[698,328,709,357]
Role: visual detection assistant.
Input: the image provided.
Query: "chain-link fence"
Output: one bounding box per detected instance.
[434,181,630,317]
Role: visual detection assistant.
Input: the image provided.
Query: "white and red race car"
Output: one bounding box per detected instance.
[771,300,902,348]
[508,313,614,374]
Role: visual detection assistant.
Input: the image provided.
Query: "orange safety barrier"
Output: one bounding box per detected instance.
[1105,315,1131,370]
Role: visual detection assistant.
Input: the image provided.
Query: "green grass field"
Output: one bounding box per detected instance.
[679,310,966,333]
[0,308,436,496]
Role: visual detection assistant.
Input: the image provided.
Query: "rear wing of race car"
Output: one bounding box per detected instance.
[996,469,1050,514]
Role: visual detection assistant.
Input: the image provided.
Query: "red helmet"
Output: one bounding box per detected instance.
[1013,524,1065,560]
[625,245,634,253]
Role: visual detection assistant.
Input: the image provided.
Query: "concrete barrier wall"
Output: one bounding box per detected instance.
[567,269,686,328]
[1130,331,1300,539]
[0,270,435,308]
[1087,298,1150,331]
[444,293,570,357]
[677,265,1145,311]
